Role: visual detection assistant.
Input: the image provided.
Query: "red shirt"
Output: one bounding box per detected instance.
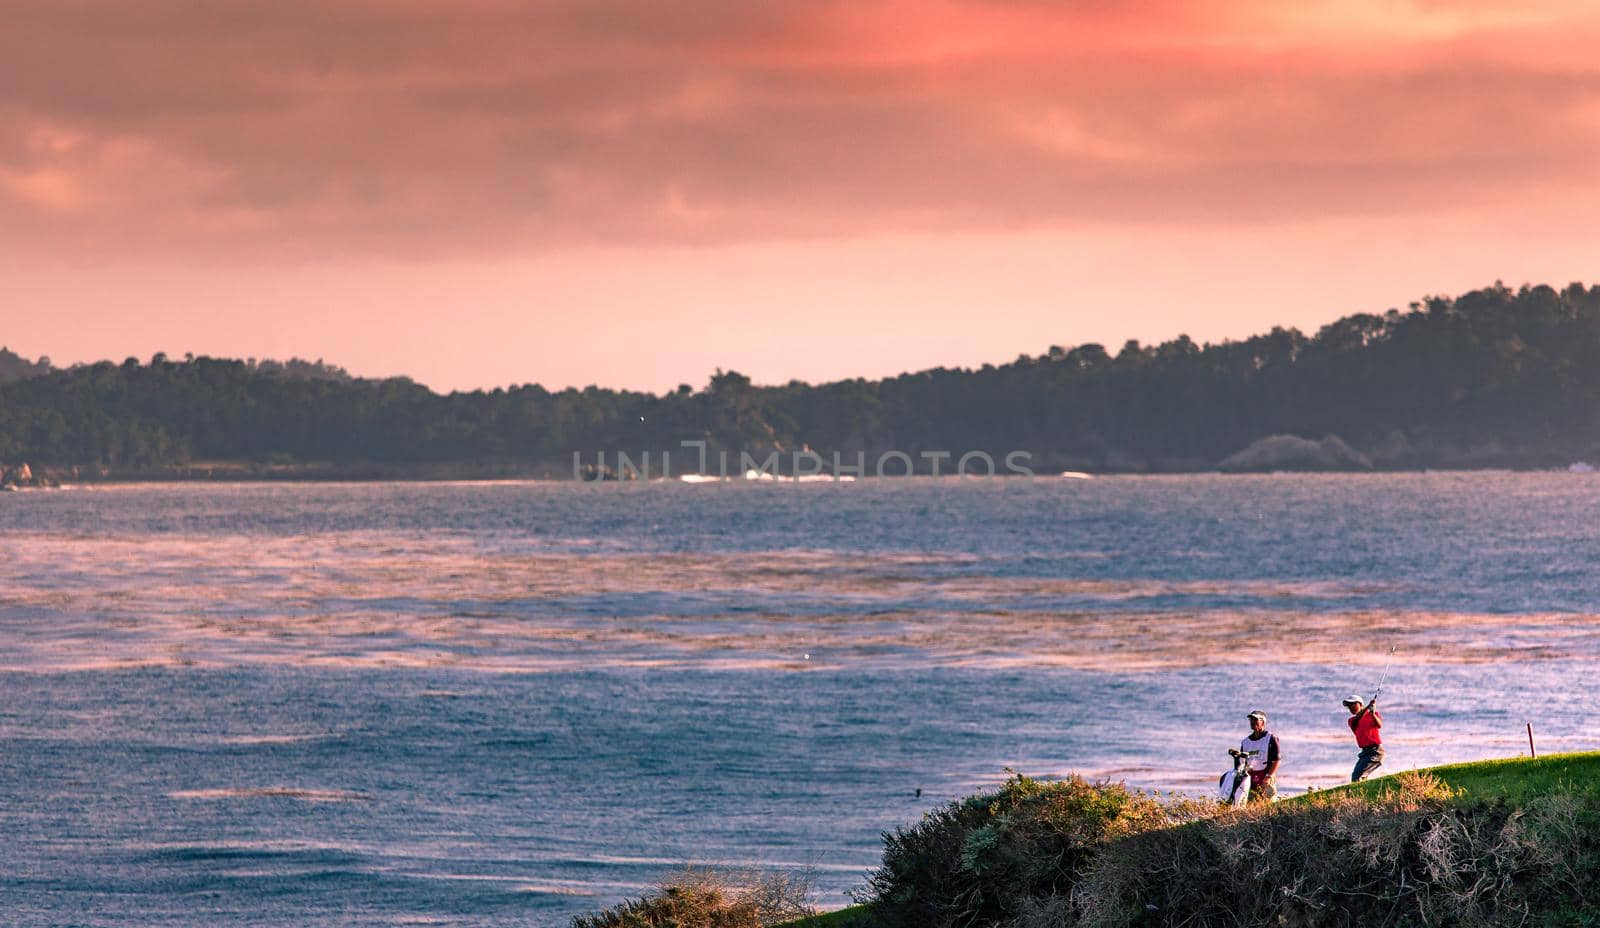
[1348,708,1382,748]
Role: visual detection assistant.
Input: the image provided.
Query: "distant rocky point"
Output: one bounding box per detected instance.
[1218,434,1372,472]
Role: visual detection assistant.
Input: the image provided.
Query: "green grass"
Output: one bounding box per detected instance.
[1308,750,1600,804]
[779,905,871,928]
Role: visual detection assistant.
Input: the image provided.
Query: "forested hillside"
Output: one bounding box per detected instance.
[4,282,1600,478]
[0,348,52,383]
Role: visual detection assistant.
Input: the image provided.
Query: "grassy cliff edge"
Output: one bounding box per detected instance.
[585,752,1600,928]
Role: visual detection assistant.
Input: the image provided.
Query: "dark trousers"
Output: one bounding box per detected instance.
[1352,744,1384,782]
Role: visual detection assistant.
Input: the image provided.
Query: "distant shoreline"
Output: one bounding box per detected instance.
[7,460,1598,487]
[9,283,1600,491]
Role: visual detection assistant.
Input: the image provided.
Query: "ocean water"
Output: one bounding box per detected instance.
[2,474,1598,925]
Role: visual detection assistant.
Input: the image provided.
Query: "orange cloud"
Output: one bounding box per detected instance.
[0,0,1597,259]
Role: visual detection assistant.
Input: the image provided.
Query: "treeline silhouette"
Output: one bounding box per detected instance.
[4,282,1600,476]
[0,348,52,383]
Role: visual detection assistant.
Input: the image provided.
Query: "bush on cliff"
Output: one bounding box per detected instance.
[857,759,1600,928]
[572,868,815,928]
[1058,772,1600,928]
[857,773,1198,928]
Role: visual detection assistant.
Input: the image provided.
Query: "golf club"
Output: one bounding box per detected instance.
[1370,645,1397,704]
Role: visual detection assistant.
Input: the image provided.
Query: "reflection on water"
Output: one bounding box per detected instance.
[2,475,1599,924]
[6,534,1599,673]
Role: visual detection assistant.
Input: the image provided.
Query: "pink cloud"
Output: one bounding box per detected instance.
[0,0,1597,260]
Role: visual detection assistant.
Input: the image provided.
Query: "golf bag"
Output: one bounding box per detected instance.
[1218,747,1257,807]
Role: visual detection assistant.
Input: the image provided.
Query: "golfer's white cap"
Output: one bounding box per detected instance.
[1342,694,1364,705]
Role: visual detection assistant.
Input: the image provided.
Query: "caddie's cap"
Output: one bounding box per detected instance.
[1246,710,1267,722]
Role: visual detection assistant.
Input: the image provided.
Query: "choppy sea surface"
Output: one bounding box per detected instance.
[2,475,1598,925]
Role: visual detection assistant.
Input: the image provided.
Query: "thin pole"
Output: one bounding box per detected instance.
[1527,722,1537,759]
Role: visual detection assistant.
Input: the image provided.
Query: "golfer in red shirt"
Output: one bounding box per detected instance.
[1343,694,1384,781]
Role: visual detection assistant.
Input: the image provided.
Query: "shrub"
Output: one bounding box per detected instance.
[1030,773,1600,928]
[859,771,1600,928]
[859,773,1184,928]
[573,867,815,928]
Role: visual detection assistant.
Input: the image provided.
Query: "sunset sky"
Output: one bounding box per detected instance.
[4,0,1599,392]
